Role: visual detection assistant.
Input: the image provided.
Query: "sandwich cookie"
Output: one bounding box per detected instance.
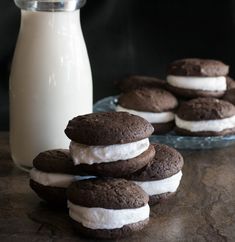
[65,112,155,177]
[117,75,166,93]
[166,58,229,98]
[30,149,90,206]
[116,88,178,134]
[175,98,235,136]
[67,178,150,239]
[125,143,183,205]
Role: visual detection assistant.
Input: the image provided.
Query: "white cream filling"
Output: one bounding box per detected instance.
[116,105,175,123]
[175,115,235,132]
[30,168,95,188]
[133,171,182,196]
[167,75,226,91]
[68,201,150,230]
[70,138,150,165]
[30,168,74,188]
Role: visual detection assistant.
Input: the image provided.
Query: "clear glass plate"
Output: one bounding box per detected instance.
[93,96,235,150]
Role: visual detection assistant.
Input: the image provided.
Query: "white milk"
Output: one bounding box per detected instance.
[10,10,92,169]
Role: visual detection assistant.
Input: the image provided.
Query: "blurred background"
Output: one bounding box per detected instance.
[0,0,235,130]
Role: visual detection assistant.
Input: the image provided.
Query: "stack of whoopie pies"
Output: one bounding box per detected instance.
[30,111,184,239]
[29,57,235,240]
[116,58,235,136]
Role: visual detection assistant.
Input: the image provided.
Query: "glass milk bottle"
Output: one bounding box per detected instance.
[10,0,92,170]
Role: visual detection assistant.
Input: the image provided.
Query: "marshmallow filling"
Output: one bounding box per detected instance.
[30,168,75,188]
[70,138,150,165]
[133,170,182,196]
[116,105,175,123]
[167,75,226,92]
[68,201,150,230]
[30,168,95,188]
[175,115,235,132]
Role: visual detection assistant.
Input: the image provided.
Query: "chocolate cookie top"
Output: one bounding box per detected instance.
[33,149,82,175]
[67,178,149,209]
[223,89,235,105]
[118,88,178,112]
[65,112,154,145]
[167,58,229,77]
[177,98,235,121]
[117,75,166,92]
[126,143,183,181]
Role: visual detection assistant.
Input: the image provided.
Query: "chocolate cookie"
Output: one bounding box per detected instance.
[118,88,177,112]
[77,144,155,178]
[65,112,154,145]
[125,143,184,205]
[67,178,149,239]
[30,149,86,206]
[30,179,68,206]
[117,75,166,93]
[167,58,229,77]
[175,98,235,136]
[116,88,178,134]
[151,122,175,135]
[33,149,81,175]
[166,58,229,98]
[66,112,154,177]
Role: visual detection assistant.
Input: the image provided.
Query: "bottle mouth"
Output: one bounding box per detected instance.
[14,0,86,12]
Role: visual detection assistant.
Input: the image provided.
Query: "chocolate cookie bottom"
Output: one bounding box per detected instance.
[30,179,67,206]
[78,145,155,178]
[149,192,176,206]
[152,121,175,134]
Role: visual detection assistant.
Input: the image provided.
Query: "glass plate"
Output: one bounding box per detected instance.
[93,96,235,149]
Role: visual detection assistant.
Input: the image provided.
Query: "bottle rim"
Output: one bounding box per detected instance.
[14,0,86,12]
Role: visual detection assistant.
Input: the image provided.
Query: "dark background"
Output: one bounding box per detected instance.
[0,0,235,131]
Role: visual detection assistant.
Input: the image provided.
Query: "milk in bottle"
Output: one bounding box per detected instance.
[10,0,92,170]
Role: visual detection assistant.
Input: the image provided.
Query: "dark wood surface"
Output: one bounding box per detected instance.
[0,132,235,242]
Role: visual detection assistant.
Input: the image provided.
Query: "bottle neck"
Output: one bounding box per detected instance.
[20,9,82,35]
[14,0,86,12]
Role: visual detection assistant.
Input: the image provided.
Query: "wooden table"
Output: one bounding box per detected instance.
[0,132,235,242]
